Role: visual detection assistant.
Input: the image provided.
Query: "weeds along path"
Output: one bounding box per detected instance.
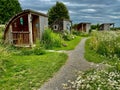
[39,38,105,90]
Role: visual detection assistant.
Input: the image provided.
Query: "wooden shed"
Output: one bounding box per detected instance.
[4,9,48,47]
[99,23,114,31]
[51,19,72,33]
[77,22,91,33]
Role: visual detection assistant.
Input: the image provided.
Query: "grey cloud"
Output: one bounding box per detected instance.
[19,0,120,26]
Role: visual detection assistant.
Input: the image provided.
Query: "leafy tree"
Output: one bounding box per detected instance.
[48,1,70,25]
[0,0,22,24]
[72,23,78,30]
[91,23,100,30]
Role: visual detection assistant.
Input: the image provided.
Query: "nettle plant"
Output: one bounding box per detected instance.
[63,68,120,90]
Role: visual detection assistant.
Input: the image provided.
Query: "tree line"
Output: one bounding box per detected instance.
[0,0,70,25]
[0,0,22,24]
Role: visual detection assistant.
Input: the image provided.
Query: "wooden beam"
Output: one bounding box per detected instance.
[12,31,29,34]
[28,13,33,46]
[9,25,13,44]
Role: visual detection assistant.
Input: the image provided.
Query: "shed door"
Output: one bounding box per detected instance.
[32,15,39,43]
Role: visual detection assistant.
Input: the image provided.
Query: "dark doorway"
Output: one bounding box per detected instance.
[32,15,40,44]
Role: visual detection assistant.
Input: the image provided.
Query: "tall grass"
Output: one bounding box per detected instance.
[0,26,4,44]
[0,47,12,76]
[42,29,62,49]
[89,31,120,58]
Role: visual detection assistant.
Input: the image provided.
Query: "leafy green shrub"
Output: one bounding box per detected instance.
[72,30,89,37]
[80,32,89,37]
[33,47,46,55]
[62,30,75,41]
[42,29,62,49]
[72,30,81,36]
[33,40,46,55]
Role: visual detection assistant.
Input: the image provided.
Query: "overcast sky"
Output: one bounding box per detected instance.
[19,0,120,27]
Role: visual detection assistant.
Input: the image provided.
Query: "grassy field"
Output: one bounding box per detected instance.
[0,52,67,90]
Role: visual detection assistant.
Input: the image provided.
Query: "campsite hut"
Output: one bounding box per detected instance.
[77,22,91,33]
[51,19,72,33]
[4,9,48,47]
[99,23,114,31]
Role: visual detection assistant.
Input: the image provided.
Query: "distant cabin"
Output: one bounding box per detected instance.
[4,9,48,47]
[77,22,91,33]
[51,19,72,32]
[99,23,114,31]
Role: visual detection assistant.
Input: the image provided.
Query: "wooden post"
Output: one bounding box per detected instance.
[39,16,42,40]
[28,13,33,47]
[9,25,13,44]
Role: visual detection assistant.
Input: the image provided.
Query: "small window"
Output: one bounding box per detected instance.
[55,26,57,29]
[66,23,70,30]
[20,17,23,25]
[53,25,58,30]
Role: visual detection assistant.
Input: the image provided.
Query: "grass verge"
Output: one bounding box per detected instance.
[84,38,106,63]
[54,36,82,50]
[0,52,68,90]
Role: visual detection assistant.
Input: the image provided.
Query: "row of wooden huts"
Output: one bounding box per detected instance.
[4,9,114,47]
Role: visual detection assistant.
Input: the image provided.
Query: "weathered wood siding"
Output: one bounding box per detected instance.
[63,20,71,32]
[104,24,111,30]
[77,23,91,33]
[4,25,12,44]
[86,24,91,33]
[39,16,48,40]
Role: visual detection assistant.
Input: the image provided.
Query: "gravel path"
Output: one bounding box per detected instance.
[39,38,104,90]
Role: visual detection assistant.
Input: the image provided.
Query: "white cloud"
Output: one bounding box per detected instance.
[112,12,120,15]
[38,10,47,14]
[80,9,96,12]
[80,16,102,19]
[90,4,107,8]
[69,10,77,14]
[63,1,88,7]
[108,15,120,19]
